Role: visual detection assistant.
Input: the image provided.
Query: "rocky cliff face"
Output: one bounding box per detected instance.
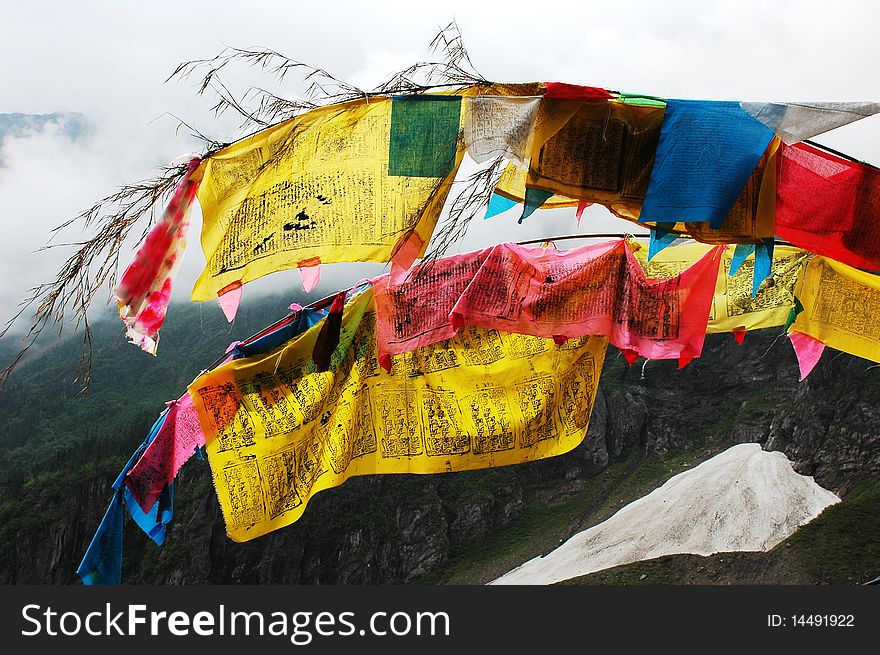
[2,329,878,584]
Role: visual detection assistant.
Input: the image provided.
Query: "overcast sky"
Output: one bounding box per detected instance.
[1,0,879,342]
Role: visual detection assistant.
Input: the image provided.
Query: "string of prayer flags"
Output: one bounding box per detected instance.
[741,102,880,145]
[188,288,608,542]
[81,72,880,577]
[788,331,825,381]
[640,100,775,228]
[775,141,880,272]
[115,158,201,354]
[193,96,465,301]
[790,256,880,364]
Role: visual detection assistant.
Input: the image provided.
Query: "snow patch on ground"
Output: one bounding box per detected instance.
[491,443,839,585]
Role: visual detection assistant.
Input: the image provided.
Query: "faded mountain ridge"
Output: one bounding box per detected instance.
[0,294,878,584]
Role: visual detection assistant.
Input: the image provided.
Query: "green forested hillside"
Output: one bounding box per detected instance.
[0,295,298,479]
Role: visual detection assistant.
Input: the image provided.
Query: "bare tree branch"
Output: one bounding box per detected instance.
[0,163,192,389]
[1,21,500,389]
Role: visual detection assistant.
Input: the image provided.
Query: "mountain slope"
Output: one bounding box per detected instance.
[0,301,877,584]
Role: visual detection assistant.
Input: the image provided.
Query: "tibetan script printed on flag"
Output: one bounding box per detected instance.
[189,289,607,542]
[193,97,464,300]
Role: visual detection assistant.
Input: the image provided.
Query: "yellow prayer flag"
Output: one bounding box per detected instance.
[491,98,593,210]
[634,242,809,333]
[189,289,607,542]
[525,99,665,220]
[792,256,880,363]
[192,97,464,301]
[493,161,579,209]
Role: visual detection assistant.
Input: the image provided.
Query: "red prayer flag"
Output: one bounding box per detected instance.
[775,142,880,272]
[544,82,614,101]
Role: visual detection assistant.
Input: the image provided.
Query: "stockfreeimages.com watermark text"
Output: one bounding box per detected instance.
[22,603,450,645]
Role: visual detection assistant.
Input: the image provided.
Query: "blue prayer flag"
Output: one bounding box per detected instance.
[752,238,775,296]
[640,100,774,228]
[518,188,553,224]
[729,243,756,276]
[232,308,326,359]
[648,223,679,261]
[484,193,519,220]
[78,410,169,585]
[76,489,124,585]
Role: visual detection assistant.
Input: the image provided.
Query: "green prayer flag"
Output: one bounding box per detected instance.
[784,296,805,332]
[389,95,462,177]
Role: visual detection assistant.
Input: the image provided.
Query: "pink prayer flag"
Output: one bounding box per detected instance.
[125,393,206,513]
[390,231,424,285]
[449,241,723,364]
[575,200,591,226]
[218,281,243,323]
[297,257,321,293]
[375,239,722,367]
[789,331,825,381]
[115,159,201,354]
[373,247,494,368]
